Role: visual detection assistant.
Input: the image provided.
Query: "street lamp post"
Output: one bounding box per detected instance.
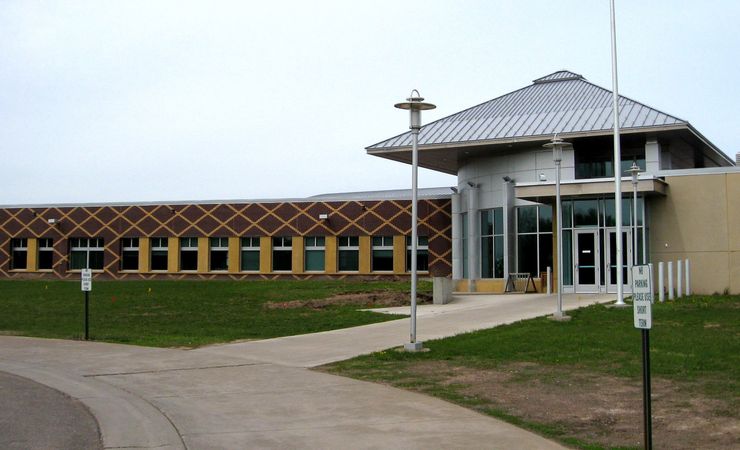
[626,161,641,266]
[395,90,435,352]
[544,135,572,321]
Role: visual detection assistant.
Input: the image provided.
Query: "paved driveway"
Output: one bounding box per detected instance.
[0,293,613,449]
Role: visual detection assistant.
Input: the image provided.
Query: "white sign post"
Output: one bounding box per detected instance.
[81,269,92,340]
[632,264,653,448]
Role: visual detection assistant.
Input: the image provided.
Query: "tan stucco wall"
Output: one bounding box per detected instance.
[649,171,739,294]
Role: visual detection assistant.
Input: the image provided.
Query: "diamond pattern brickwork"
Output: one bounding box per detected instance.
[0,199,451,280]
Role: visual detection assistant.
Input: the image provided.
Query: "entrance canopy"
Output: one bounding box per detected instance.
[514,176,667,204]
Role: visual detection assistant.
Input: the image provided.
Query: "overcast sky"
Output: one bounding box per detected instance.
[2,1,738,204]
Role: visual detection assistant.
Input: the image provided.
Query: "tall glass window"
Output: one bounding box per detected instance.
[480,208,504,278]
[516,205,553,277]
[241,237,260,271]
[304,236,325,271]
[179,237,198,271]
[338,236,359,271]
[150,237,168,271]
[38,238,53,270]
[272,237,292,271]
[209,237,228,271]
[406,236,429,272]
[69,238,104,270]
[371,236,393,271]
[120,237,139,271]
[10,238,28,270]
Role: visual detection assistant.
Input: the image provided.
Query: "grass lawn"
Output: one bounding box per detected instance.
[0,279,427,347]
[322,295,740,450]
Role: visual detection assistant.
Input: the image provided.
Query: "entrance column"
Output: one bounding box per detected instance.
[466,185,479,292]
[451,191,463,280]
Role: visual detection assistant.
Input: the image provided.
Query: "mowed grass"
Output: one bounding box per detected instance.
[0,279,426,347]
[323,295,740,448]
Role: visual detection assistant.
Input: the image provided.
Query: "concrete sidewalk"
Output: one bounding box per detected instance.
[0,293,614,449]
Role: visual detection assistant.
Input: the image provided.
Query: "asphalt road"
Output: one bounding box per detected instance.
[0,370,101,450]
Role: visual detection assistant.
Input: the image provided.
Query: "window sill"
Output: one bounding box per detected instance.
[68,270,104,273]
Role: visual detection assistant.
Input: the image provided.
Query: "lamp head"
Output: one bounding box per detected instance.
[394,89,436,130]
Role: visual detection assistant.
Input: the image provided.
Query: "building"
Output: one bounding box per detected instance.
[368,70,739,295]
[2,70,738,294]
[0,190,452,280]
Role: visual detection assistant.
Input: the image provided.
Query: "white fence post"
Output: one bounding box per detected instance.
[658,261,665,302]
[546,266,552,295]
[668,261,674,300]
[677,259,683,298]
[685,258,691,296]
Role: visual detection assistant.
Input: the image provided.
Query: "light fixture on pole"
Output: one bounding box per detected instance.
[626,161,641,266]
[395,90,435,352]
[543,135,572,321]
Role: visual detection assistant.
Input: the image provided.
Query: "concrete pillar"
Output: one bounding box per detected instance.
[645,138,661,174]
[502,179,516,281]
[451,192,463,280]
[467,186,479,292]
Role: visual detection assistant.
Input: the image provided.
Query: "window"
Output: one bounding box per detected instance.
[575,144,645,179]
[304,236,325,271]
[120,238,139,271]
[272,237,292,271]
[210,237,228,271]
[338,236,359,271]
[180,237,198,271]
[480,208,504,278]
[69,238,104,270]
[406,236,429,272]
[151,237,168,271]
[38,238,53,270]
[371,236,393,271]
[516,205,553,278]
[241,237,260,271]
[10,238,28,270]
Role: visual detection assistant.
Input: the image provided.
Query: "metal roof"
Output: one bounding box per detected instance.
[0,188,452,209]
[367,70,687,150]
[308,187,452,201]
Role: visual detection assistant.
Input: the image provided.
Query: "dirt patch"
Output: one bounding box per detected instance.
[405,361,739,449]
[263,291,432,310]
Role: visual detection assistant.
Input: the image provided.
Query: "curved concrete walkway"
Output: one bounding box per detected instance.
[0,293,613,449]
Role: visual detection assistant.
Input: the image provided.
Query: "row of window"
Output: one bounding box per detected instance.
[461,198,646,280]
[8,236,430,273]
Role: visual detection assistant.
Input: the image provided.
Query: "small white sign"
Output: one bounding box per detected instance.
[81,269,93,292]
[632,265,652,329]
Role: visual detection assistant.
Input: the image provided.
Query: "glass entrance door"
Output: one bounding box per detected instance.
[574,230,599,293]
[606,229,632,293]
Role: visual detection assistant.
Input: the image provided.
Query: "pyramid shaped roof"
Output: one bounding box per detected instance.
[368,70,686,151]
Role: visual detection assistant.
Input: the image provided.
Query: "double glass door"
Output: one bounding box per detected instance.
[573,229,632,293]
[606,229,632,293]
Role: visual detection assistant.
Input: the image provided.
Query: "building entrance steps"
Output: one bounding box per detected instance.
[0,293,613,449]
